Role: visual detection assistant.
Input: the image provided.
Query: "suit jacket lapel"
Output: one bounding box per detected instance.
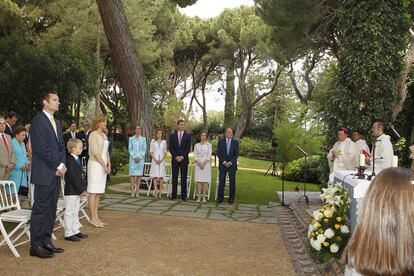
[41,112,59,143]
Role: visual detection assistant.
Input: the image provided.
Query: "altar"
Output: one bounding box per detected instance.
[333,171,373,232]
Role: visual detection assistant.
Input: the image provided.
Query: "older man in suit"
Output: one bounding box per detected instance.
[29,91,67,259]
[217,127,239,204]
[0,116,16,180]
[169,119,192,201]
[4,111,17,137]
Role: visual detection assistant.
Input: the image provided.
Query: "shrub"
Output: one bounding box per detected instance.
[110,146,129,175]
[238,137,272,153]
[284,155,321,184]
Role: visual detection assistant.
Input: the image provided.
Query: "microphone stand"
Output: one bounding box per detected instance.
[368,138,379,181]
[296,145,309,205]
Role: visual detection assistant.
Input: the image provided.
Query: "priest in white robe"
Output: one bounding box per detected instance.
[327,128,359,182]
[351,130,370,154]
[367,121,394,173]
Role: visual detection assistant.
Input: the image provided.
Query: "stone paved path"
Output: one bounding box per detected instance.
[100,194,278,224]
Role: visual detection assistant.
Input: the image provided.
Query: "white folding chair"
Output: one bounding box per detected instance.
[162,164,171,196]
[215,168,230,201]
[78,195,91,224]
[0,181,32,257]
[141,162,152,196]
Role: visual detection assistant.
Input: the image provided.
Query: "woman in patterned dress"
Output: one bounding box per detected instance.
[128,125,147,197]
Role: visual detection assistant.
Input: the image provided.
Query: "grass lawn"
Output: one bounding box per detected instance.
[108,168,320,205]
[119,155,275,175]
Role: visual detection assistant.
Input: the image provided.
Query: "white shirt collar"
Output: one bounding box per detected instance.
[42,109,54,120]
[71,153,79,160]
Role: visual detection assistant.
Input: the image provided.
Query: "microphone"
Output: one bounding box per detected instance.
[390,125,401,139]
[296,145,308,156]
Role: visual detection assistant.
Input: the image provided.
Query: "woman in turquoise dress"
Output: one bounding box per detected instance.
[9,126,30,194]
[128,125,147,197]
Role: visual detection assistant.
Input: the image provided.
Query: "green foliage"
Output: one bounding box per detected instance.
[284,155,321,184]
[0,35,100,122]
[0,0,21,36]
[255,0,340,59]
[238,137,272,154]
[110,145,129,175]
[316,1,411,183]
[163,96,186,131]
[274,121,324,162]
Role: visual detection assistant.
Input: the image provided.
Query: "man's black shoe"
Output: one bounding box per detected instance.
[44,243,65,253]
[30,246,54,258]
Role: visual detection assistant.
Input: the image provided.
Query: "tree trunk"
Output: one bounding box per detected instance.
[75,96,81,126]
[234,105,251,139]
[224,64,235,127]
[96,0,153,142]
[392,27,414,121]
[95,14,103,116]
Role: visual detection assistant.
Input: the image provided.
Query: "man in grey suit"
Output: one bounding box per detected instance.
[0,116,16,180]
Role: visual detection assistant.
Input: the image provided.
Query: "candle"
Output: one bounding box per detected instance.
[392,155,398,167]
[359,153,365,167]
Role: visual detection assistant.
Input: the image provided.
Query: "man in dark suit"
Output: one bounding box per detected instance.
[169,119,191,200]
[29,91,67,258]
[216,127,239,204]
[4,111,17,137]
[78,123,90,161]
[63,122,80,150]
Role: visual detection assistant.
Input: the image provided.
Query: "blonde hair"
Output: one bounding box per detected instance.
[342,167,414,275]
[91,115,107,131]
[67,138,83,153]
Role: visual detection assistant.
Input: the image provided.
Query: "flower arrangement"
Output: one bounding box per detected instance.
[308,183,351,262]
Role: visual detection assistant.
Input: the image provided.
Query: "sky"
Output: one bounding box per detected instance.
[180,0,254,19]
[178,0,255,119]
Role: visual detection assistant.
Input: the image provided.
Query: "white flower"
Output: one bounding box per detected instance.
[323,209,333,218]
[308,224,315,233]
[340,225,350,234]
[310,238,322,251]
[317,234,326,243]
[324,228,335,239]
[313,212,323,221]
[330,243,339,253]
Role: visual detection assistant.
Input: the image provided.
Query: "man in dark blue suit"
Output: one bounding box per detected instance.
[217,127,239,204]
[29,91,67,258]
[169,119,191,200]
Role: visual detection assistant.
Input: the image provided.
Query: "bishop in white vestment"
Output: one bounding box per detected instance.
[327,128,359,182]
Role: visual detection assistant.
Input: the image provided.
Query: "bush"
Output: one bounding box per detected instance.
[284,155,321,184]
[111,146,129,175]
[239,137,272,153]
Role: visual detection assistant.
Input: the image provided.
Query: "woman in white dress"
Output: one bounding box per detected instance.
[193,130,212,202]
[149,129,167,198]
[87,115,111,228]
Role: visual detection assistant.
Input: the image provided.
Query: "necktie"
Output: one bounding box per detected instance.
[227,139,230,155]
[50,117,58,139]
[178,132,182,146]
[72,132,75,139]
[76,158,81,166]
[1,133,9,153]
